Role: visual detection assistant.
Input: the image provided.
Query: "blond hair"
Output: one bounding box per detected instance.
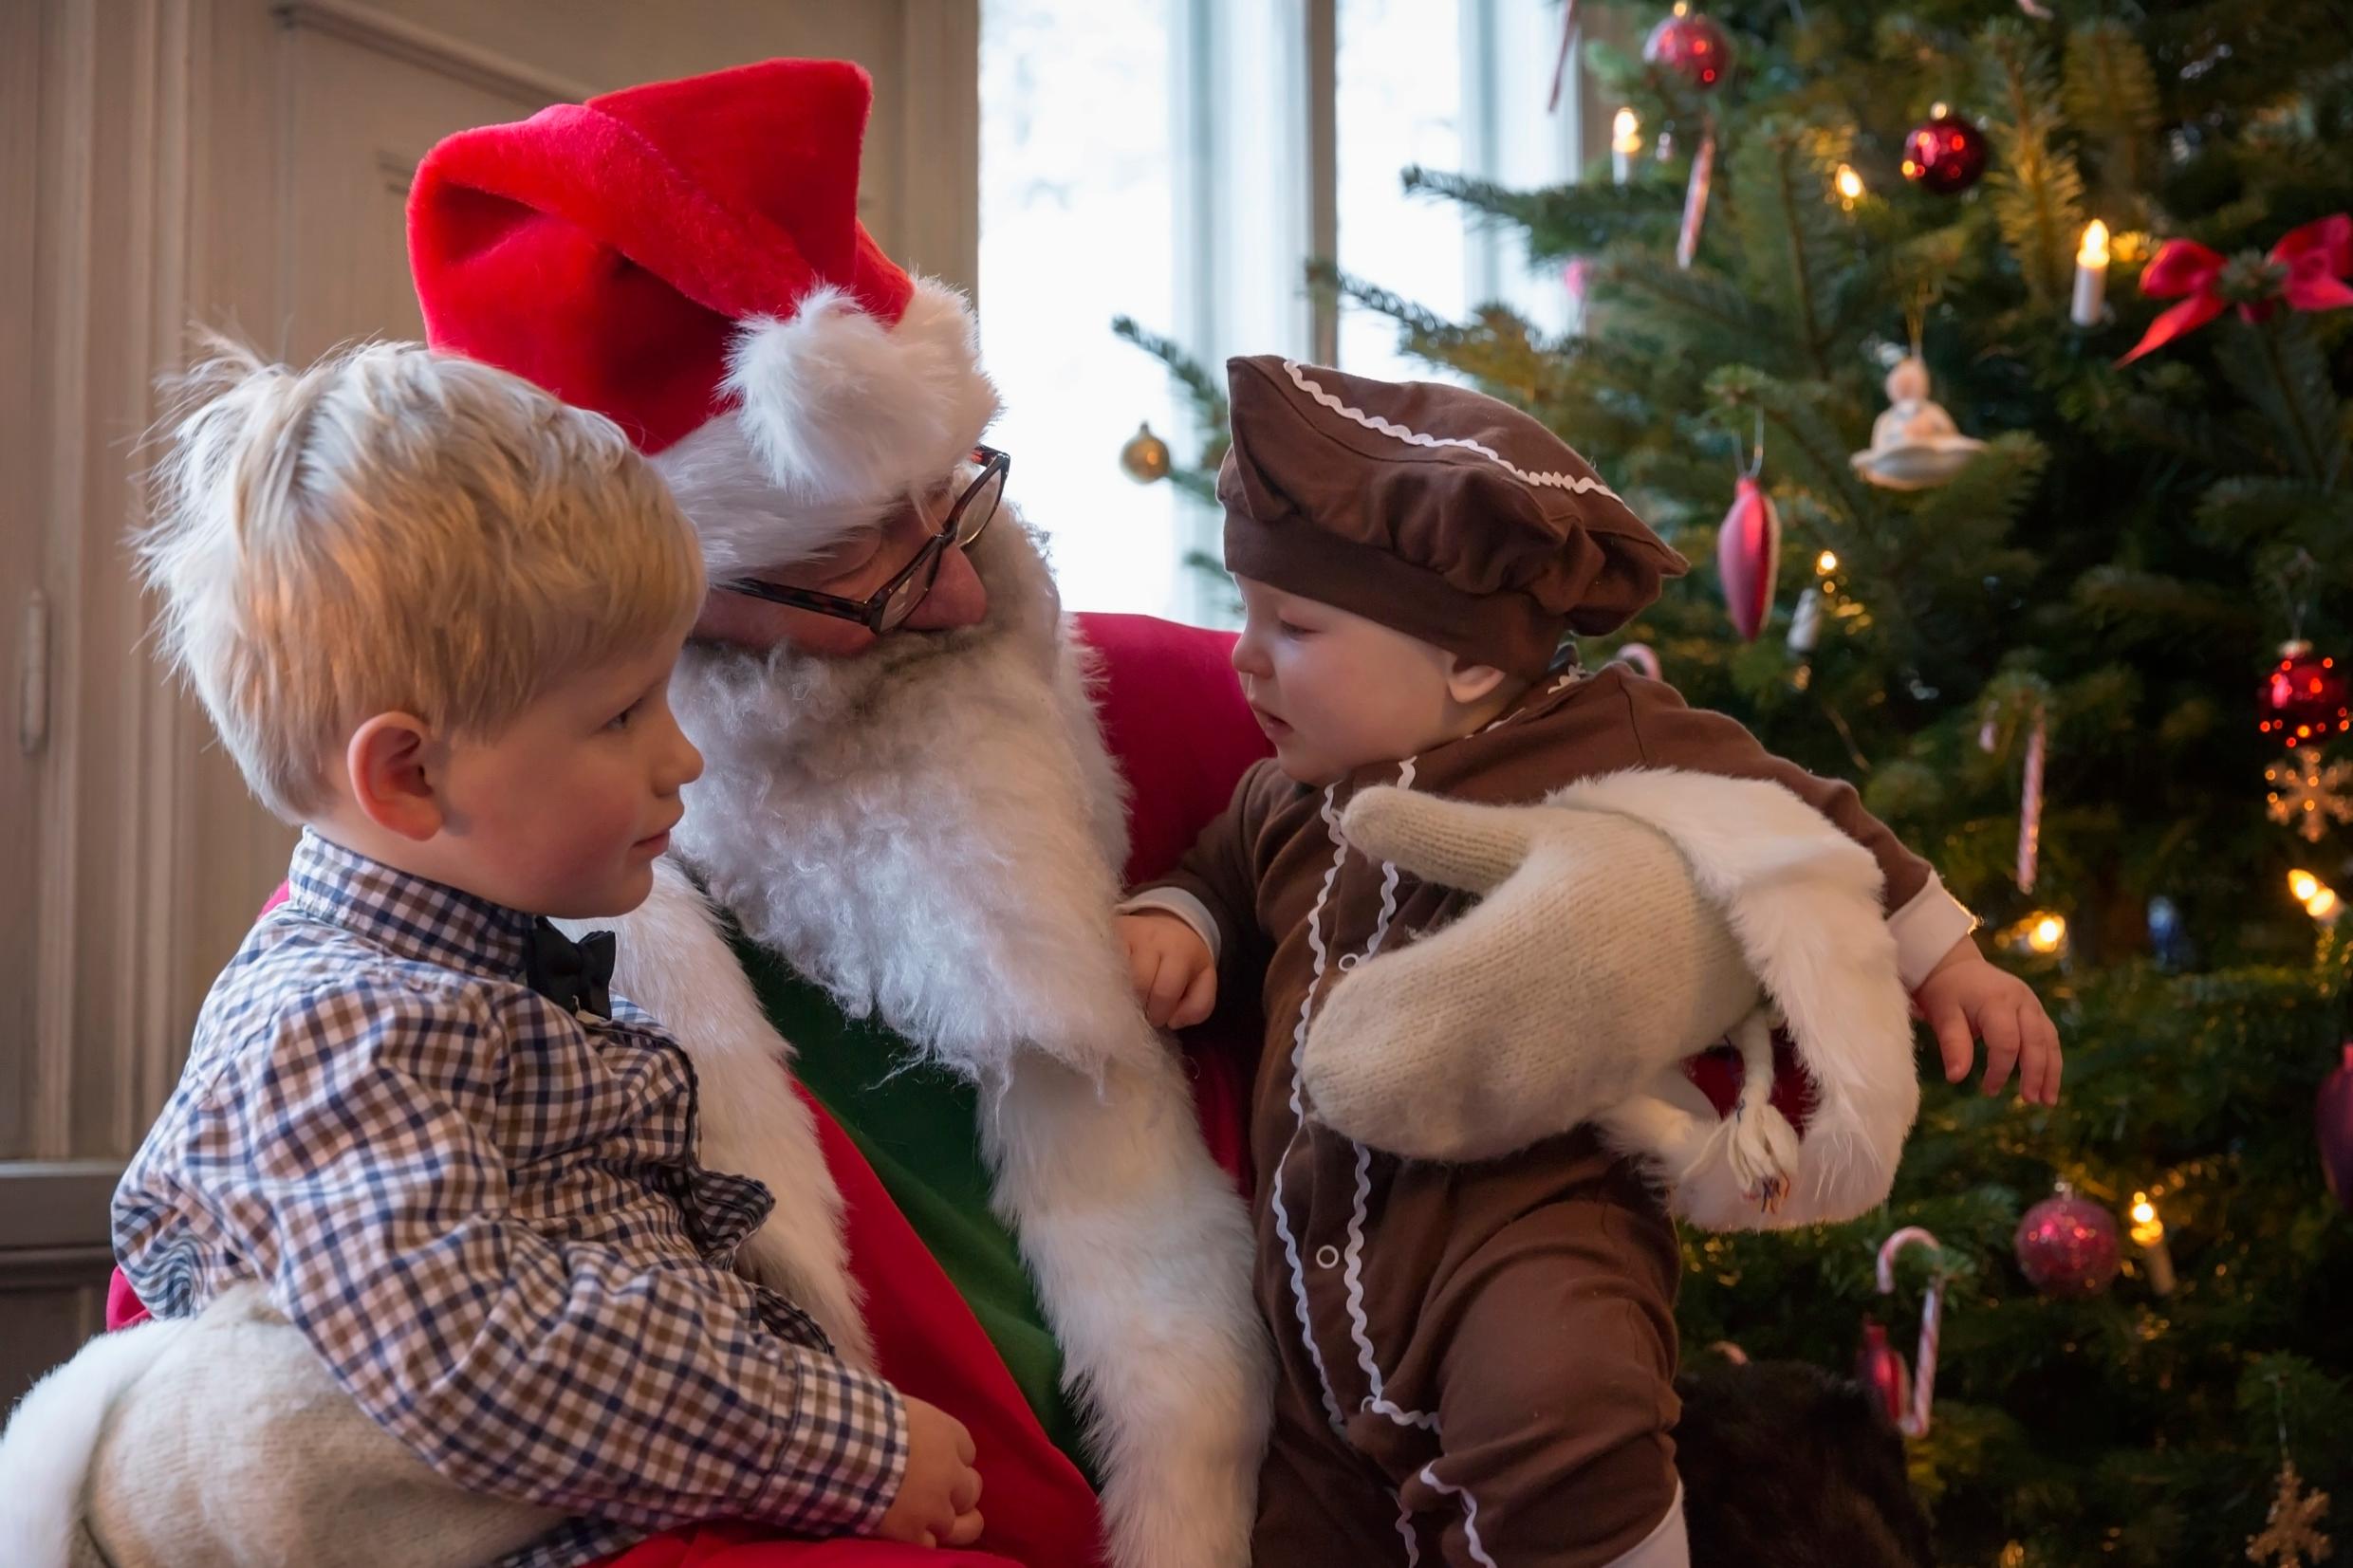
[138,337,705,821]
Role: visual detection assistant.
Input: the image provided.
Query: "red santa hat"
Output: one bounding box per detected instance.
[407,59,999,572]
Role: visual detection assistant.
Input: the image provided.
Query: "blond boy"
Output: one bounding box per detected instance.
[15,341,980,1567]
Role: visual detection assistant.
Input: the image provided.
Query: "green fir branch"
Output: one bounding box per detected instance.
[1307,263,1459,355]
[1399,166,1681,260]
[2214,313,2349,490]
[2070,565,2263,635]
[2063,20,2160,197]
[2194,475,2346,545]
[1726,120,1850,379]
[1705,363,1879,538]
[1592,250,1788,372]
[1905,432,2051,548]
[1979,21,2087,308]
[1110,315,1228,430]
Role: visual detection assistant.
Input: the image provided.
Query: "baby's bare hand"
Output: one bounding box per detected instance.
[1915,942,2063,1106]
[875,1395,984,1548]
[1116,911,1218,1029]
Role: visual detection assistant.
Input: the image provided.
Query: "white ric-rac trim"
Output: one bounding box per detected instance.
[1283,360,1625,502]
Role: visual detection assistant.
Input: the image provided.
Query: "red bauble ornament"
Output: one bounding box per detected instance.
[2258,639,2351,748]
[2321,1042,2353,1214]
[1717,474,1781,641]
[1855,1319,1910,1427]
[1899,111,1989,196]
[2014,1191,2120,1298]
[1643,8,1732,90]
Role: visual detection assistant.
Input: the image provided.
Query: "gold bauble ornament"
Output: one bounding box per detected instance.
[1120,421,1173,484]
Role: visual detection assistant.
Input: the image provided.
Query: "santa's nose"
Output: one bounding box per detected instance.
[899,544,988,631]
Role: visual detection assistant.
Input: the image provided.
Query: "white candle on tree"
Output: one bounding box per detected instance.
[2072,219,2110,327]
[1612,107,1640,186]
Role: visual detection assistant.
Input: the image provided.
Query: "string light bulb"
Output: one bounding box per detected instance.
[2288,869,2340,923]
[1816,549,1839,575]
[2026,913,2067,954]
[1833,163,1865,211]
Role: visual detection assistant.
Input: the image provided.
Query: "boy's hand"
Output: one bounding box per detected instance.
[1117,911,1217,1029]
[875,1396,984,1548]
[1914,938,2063,1105]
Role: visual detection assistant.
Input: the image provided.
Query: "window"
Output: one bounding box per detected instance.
[1335,0,1468,384]
[980,0,1592,624]
[978,0,1182,621]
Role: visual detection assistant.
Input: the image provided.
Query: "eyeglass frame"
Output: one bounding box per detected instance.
[720,444,1010,634]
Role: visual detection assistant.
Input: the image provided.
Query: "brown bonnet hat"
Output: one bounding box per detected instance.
[1218,355,1687,676]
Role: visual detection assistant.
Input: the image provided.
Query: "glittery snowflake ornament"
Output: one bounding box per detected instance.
[2246,1460,2332,1568]
[2266,751,2353,842]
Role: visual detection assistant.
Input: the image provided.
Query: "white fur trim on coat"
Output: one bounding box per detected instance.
[0,1315,192,1568]
[985,1050,1272,1568]
[1565,768,1921,1230]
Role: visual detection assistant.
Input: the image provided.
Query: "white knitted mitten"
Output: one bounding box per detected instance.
[1300,786,1765,1164]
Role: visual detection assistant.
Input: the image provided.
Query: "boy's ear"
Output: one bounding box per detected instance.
[345,712,445,841]
[1445,658,1511,708]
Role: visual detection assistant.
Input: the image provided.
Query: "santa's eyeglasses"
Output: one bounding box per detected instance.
[722,445,1009,634]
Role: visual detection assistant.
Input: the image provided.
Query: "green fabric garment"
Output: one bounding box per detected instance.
[722,922,1097,1485]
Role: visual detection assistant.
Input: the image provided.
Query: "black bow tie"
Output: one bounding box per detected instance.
[525,918,615,1020]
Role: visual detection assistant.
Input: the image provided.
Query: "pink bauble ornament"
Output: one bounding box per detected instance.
[1716,474,1781,641]
[2014,1191,2121,1297]
[2321,1042,2353,1213]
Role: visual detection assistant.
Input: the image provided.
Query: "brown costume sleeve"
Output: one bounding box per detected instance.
[1132,757,1285,990]
[1613,673,1934,913]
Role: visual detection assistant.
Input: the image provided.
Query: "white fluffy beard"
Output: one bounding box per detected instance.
[667,507,1147,1086]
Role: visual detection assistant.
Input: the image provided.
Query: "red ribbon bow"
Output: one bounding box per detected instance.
[2118,212,2353,364]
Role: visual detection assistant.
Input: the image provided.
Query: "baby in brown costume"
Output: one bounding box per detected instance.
[1116,356,2060,1568]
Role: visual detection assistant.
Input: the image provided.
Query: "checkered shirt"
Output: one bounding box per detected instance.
[114,831,909,1567]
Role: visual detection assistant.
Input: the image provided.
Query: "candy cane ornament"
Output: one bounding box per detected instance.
[1875,1227,1946,1439]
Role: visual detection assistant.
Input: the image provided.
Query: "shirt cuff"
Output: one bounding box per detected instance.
[750,1355,910,1536]
[1117,887,1223,965]
[1889,872,1979,992]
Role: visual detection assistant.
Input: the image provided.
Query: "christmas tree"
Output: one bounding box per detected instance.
[1121,4,2353,1562]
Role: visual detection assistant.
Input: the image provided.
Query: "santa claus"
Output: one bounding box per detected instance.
[393,54,1954,1568]
[403,57,1273,1568]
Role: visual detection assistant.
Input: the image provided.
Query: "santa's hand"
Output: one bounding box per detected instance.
[1300,787,1759,1163]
